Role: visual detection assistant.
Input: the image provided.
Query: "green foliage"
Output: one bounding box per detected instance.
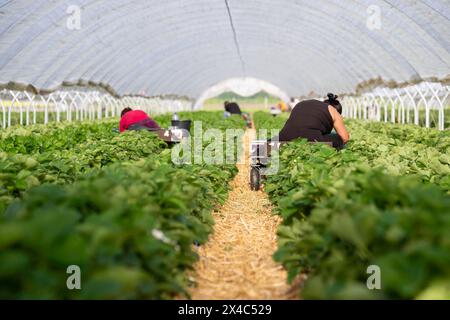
[0,121,118,154]
[0,112,246,211]
[0,155,236,299]
[0,131,168,212]
[177,111,246,131]
[253,111,450,193]
[0,111,245,299]
[254,111,450,299]
[346,120,450,153]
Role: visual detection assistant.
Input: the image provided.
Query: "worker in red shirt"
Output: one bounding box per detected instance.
[119,107,160,133]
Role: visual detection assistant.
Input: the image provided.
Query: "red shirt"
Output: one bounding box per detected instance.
[119,110,159,132]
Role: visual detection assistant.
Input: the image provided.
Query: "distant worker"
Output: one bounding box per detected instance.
[278,93,350,150]
[224,101,242,115]
[224,101,252,128]
[119,107,160,133]
[278,101,288,112]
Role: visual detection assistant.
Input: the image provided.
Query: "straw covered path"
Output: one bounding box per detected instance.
[187,128,300,300]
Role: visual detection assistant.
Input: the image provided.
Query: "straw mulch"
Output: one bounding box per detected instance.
[186,129,302,300]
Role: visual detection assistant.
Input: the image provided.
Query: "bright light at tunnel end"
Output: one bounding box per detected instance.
[194,77,290,109]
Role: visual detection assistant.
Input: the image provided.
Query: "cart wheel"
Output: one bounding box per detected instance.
[250,167,261,191]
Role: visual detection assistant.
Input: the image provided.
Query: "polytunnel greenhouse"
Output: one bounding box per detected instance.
[0,0,450,308]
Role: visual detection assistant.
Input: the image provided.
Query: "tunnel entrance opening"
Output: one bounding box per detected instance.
[194,78,290,110]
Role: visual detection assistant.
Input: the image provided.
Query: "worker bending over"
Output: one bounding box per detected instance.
[278,93,350,149]
[119,107,160,133]
[224,101,243,115]
[224,101,252,128]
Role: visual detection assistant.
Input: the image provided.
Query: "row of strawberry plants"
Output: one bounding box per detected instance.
[345,122,450,193]
[0,131,168,213]
[0,121,118,154]
[253,111,450,299]
[0,154,236,299]
[268,140,450,299]
[0,112,246,211]
[0,111,245,299]
[1,111,243,154]
[1,113,170,211]
[0,111,177,156]
[349,120,450,153]
[253,112,449,155]
[253,112,449,192]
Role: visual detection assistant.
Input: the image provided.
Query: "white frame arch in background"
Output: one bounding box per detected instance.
[2,81,448,131]
[342,82,450,130]
[0,89,193,129]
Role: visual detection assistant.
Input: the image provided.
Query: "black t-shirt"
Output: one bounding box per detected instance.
[225,102,242,115]
[278,100,334,142]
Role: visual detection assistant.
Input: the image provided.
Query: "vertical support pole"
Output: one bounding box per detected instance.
[74,92,81,121]
[376,93,384,122]
[389,94,395,124]
[383,93,388,123]
[341,96,348,117]
[59,92,69,122]
[24,91,33,126]
[394,89,405,124]
[368,94,377,121]
[6,90,13,128]
[44,95,49,124]
[11,91,23,126]
[352,97,357,119]
[55,95,60,123]
[0,94,5,129]
[405,87,418,126]
[416,85,429,128]
[32,95,37,124]
[425,82,447,131]
[66,92,72,122]
[87,93,94,121]
[97,93,102,120]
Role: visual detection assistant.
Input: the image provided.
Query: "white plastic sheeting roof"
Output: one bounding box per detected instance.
[0,0,449,98]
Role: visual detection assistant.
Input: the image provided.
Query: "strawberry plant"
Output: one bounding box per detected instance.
[0,155,236,299]
[0,111,245,299]
[254,111,450,299]
[0,121,118,154]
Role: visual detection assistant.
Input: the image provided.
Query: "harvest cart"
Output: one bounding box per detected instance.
[249,140,284,191]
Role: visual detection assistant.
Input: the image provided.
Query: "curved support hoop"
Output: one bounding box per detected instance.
[0,88,199,130]
[404,87,419,126]
[10,91,24,126]
[393,89,405,124]
[424,82,446,130]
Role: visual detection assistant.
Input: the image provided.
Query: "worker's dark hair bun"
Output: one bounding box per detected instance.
[324,93,342,114]
[327,93,338,102]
